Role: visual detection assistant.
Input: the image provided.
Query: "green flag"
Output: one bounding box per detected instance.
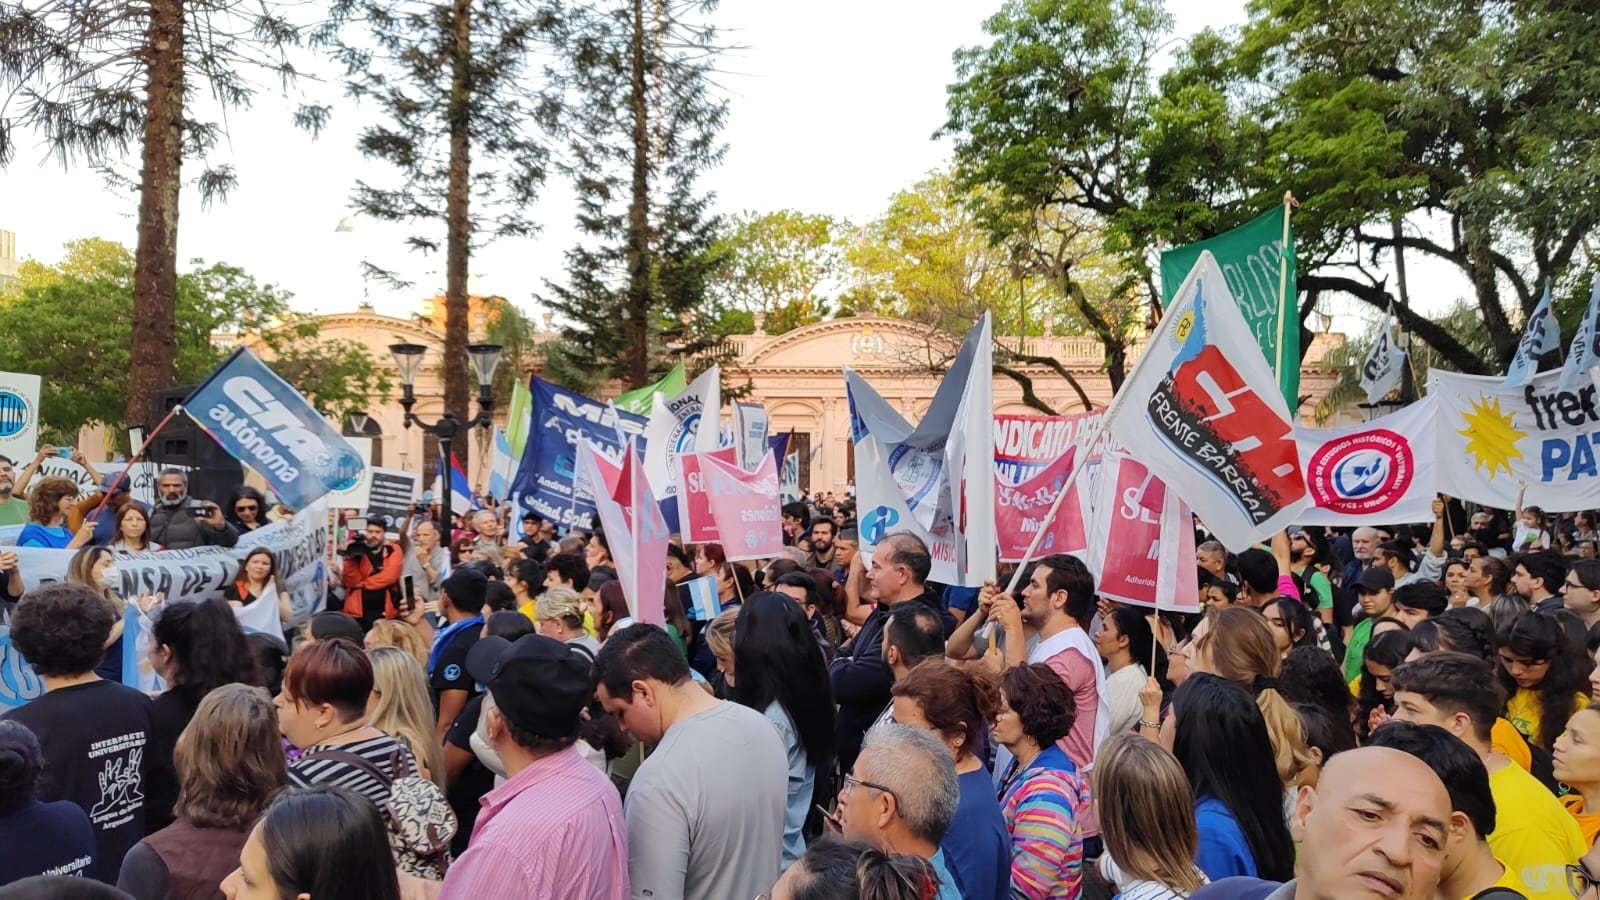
[505,377,532,459]
[1160,204,1298,405]
[613,361,687,414]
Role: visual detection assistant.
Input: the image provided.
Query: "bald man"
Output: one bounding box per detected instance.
[1192,746,1452,900]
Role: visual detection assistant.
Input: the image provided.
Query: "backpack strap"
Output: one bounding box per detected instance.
[300,747,394,788]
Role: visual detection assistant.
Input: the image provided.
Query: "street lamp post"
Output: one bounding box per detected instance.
[389,342,503,560]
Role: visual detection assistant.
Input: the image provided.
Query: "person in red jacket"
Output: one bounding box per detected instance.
[341,520,401,629]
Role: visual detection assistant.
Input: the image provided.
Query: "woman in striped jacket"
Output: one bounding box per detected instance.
[994,663,1089,899]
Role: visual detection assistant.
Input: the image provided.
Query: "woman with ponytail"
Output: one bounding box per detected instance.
[1094,606,1168,736]
[1190,607,1317,791]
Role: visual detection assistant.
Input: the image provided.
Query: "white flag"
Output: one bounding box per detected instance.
[1359,306,1406,405]
[1505,283,1560,386]
[1106,251,1309,550]
[1559,277,1600,390]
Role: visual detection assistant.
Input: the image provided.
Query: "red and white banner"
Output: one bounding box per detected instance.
[1106,251,1308,550]
[678,446,739,545]
[577,439,668,626]
[702,450,784,561]
[1295,396,1437,526]
[1086,452,1201,612]
[995,448,1089,562]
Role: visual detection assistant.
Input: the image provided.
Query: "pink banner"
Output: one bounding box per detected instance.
[995,447,1088,562]
[702,451,784,561]
[1086,452,1200,612]
[578,440,668,626]
[679,447,738,545]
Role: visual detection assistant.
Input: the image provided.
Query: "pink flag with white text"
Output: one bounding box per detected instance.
[702,450,784,561]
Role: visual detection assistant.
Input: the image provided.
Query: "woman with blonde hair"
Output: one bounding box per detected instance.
[66,545,129,682]
[366,645,447,789]
[1190,606,1316,790]
[364,618,430,669]
[1092,732,1209,898]
[118,684,288,900]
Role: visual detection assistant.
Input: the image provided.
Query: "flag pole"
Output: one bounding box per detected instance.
[1274,191,1296,397]
[87,402,187,522]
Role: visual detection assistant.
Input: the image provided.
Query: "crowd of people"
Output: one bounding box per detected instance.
[4,473,1600,900]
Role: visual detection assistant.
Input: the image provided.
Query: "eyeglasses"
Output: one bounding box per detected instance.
[1567,579,1586,591]
[1568,862,1597,896]
[842,773,899,807]
[236,504,258,512]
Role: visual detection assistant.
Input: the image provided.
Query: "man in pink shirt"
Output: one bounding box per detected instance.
[988,553,1110,769]
[439,634,628,899]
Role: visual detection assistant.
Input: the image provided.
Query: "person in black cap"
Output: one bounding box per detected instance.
[1343,566,1396,682]
[437,635,627,896]
[405,567,488,740]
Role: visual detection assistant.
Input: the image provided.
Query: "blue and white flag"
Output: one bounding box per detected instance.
[1559,277,1600,390]
[488,427,514,499]
[1505,283,1561,386]
[184,348,364,509]
[684,574,721,621]
[846,314,996,587]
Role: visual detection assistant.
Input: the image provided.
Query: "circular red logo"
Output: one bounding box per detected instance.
[1306,428,1413,515]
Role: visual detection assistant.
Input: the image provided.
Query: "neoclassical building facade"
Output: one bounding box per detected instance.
[244,302,1345,497]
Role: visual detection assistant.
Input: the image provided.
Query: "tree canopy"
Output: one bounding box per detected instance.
[0,239,389,441]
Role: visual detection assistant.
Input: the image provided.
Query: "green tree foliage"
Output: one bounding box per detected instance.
[540,0,730,389]
[1236,0,1600,372]
[319,0,556,468]
[0,239,388,439]
[0,0,320,425]
[941,0,1171,390]
[943,0,1600,381]
[706,210,845,334]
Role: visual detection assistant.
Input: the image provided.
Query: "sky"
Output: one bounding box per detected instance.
[1,0,1423,334]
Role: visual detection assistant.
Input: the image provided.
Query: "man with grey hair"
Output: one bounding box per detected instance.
[838,723,962,900]
[1343,524,1380,586]
[147,468,237,550]
[1196,540,1230,583]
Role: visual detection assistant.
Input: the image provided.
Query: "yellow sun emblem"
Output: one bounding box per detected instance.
[1457,395,1525,480]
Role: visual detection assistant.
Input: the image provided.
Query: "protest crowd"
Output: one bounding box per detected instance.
[7,254,1600,900]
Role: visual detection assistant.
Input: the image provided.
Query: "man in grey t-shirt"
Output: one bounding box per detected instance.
[596,624,788,900]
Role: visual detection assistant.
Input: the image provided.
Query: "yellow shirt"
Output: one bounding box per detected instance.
[1487,761,1588,900]
[1491,717,1533,773]
[1462,862,1536,900]
[1505,687,1591,749]
[1561,795,1600,846]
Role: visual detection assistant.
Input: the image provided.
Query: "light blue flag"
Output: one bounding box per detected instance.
[488,428,513,499]
[1505,283,1561,386]
[684,574,721,621]
[184,348,364,508]
[1559,277,1600,390]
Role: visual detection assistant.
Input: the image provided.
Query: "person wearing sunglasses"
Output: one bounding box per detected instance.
[226,486,270,534]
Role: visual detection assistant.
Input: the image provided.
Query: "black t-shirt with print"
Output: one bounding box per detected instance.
[3,679,164,883]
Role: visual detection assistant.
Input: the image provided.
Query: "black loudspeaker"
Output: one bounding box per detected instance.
[146,386,245,505]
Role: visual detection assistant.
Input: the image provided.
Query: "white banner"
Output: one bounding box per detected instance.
[1435,367,1600,512]
[35,456,97,493]
[1295,397,1438,526]
[0,500,330,711]
[0,372,41,463]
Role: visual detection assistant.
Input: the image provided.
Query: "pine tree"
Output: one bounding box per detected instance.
[540,0,729,389]
[320,0,557,465]
[0,0,319,425]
